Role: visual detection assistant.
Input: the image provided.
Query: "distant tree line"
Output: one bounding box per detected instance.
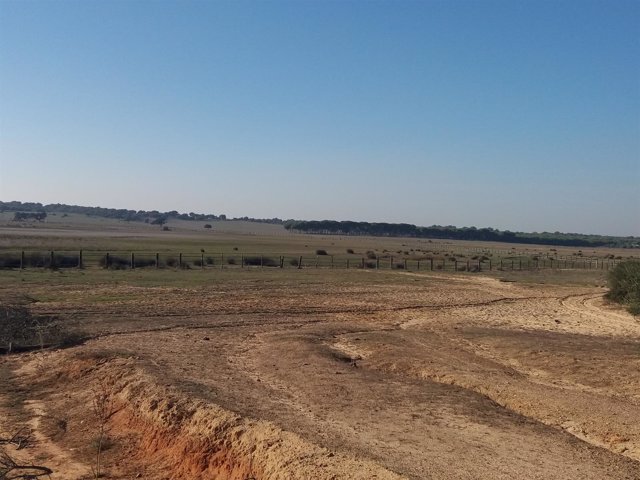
[0,201,284,225]
[283,220,640,248]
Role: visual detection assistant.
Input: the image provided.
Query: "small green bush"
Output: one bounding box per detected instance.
[134,257,156,268]
[244,256,278,267]
[166,257,178,267]
[0,255,21,269]
[607,261,640,315]
[99,255,128,269]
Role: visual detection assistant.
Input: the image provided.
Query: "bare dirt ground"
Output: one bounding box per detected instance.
[1,269,639,479]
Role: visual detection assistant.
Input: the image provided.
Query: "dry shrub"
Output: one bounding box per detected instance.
[607,261,640,315]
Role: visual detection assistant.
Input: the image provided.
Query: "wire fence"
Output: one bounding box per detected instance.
[0,250,623,272]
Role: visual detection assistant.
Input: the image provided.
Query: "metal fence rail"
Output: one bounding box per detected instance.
[0,250,622,272]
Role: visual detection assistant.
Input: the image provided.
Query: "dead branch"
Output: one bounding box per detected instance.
[0,448,53,479]
[0,428,34,450]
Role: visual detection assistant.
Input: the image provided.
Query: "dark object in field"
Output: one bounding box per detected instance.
[242,256,278,267]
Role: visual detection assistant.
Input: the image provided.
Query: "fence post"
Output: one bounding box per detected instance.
[454,260,457,272]
[131,252,135,269]
[346,259,350,269]
[298,256,302,269]
[280,256,284,268]
[500,259,503,270]
[489,259,492,271]
[430,258,433,271]
[20,251,25,269]
[156,253,160,269]
[221,253,224,269]
[389,256,393,269]
[50,250,55,269]
[511,260,514,270]
[361,257,365,269]
[105,252,110,269]
[417,260,420,271]
[179,253,183,268]
[79,249,83,268]
[202,253,205,269]
[241,254,244,268]
[331,255,334,269]
[519,259,522,270]
[467,260,470,271]
[404,259,407,270]
[315,256,318,268]
[478,259,481,272]
[376,257,380,269]
[261,255,264,268]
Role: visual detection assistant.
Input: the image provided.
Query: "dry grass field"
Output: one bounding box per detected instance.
[0,218,639,479]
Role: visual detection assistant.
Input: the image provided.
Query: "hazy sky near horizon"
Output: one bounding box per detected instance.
[1,0,638,236]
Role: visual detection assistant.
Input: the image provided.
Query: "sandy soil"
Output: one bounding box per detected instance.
[0,270,639,479]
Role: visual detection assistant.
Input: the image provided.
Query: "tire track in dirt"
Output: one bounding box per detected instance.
[34,295,546,318]
[558,293,640,337]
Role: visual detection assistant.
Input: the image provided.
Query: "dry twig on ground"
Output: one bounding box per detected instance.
[0,428,34,450]
[0,447,53,479]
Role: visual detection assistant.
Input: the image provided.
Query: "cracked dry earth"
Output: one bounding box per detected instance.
[1,270,639,479]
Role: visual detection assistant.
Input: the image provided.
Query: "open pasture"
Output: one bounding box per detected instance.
[0,217,639,479]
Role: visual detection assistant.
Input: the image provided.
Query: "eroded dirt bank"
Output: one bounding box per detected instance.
[1,270,639,479]
[0,353,403,479]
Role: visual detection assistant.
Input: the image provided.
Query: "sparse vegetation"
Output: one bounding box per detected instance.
[12,211,47,222]
[607,261,640,315]
[243,256,278,267]
[0,302,83,353]
[91,382,116,479]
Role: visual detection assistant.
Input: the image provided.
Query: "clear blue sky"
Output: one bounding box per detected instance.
[1,0,638,236]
